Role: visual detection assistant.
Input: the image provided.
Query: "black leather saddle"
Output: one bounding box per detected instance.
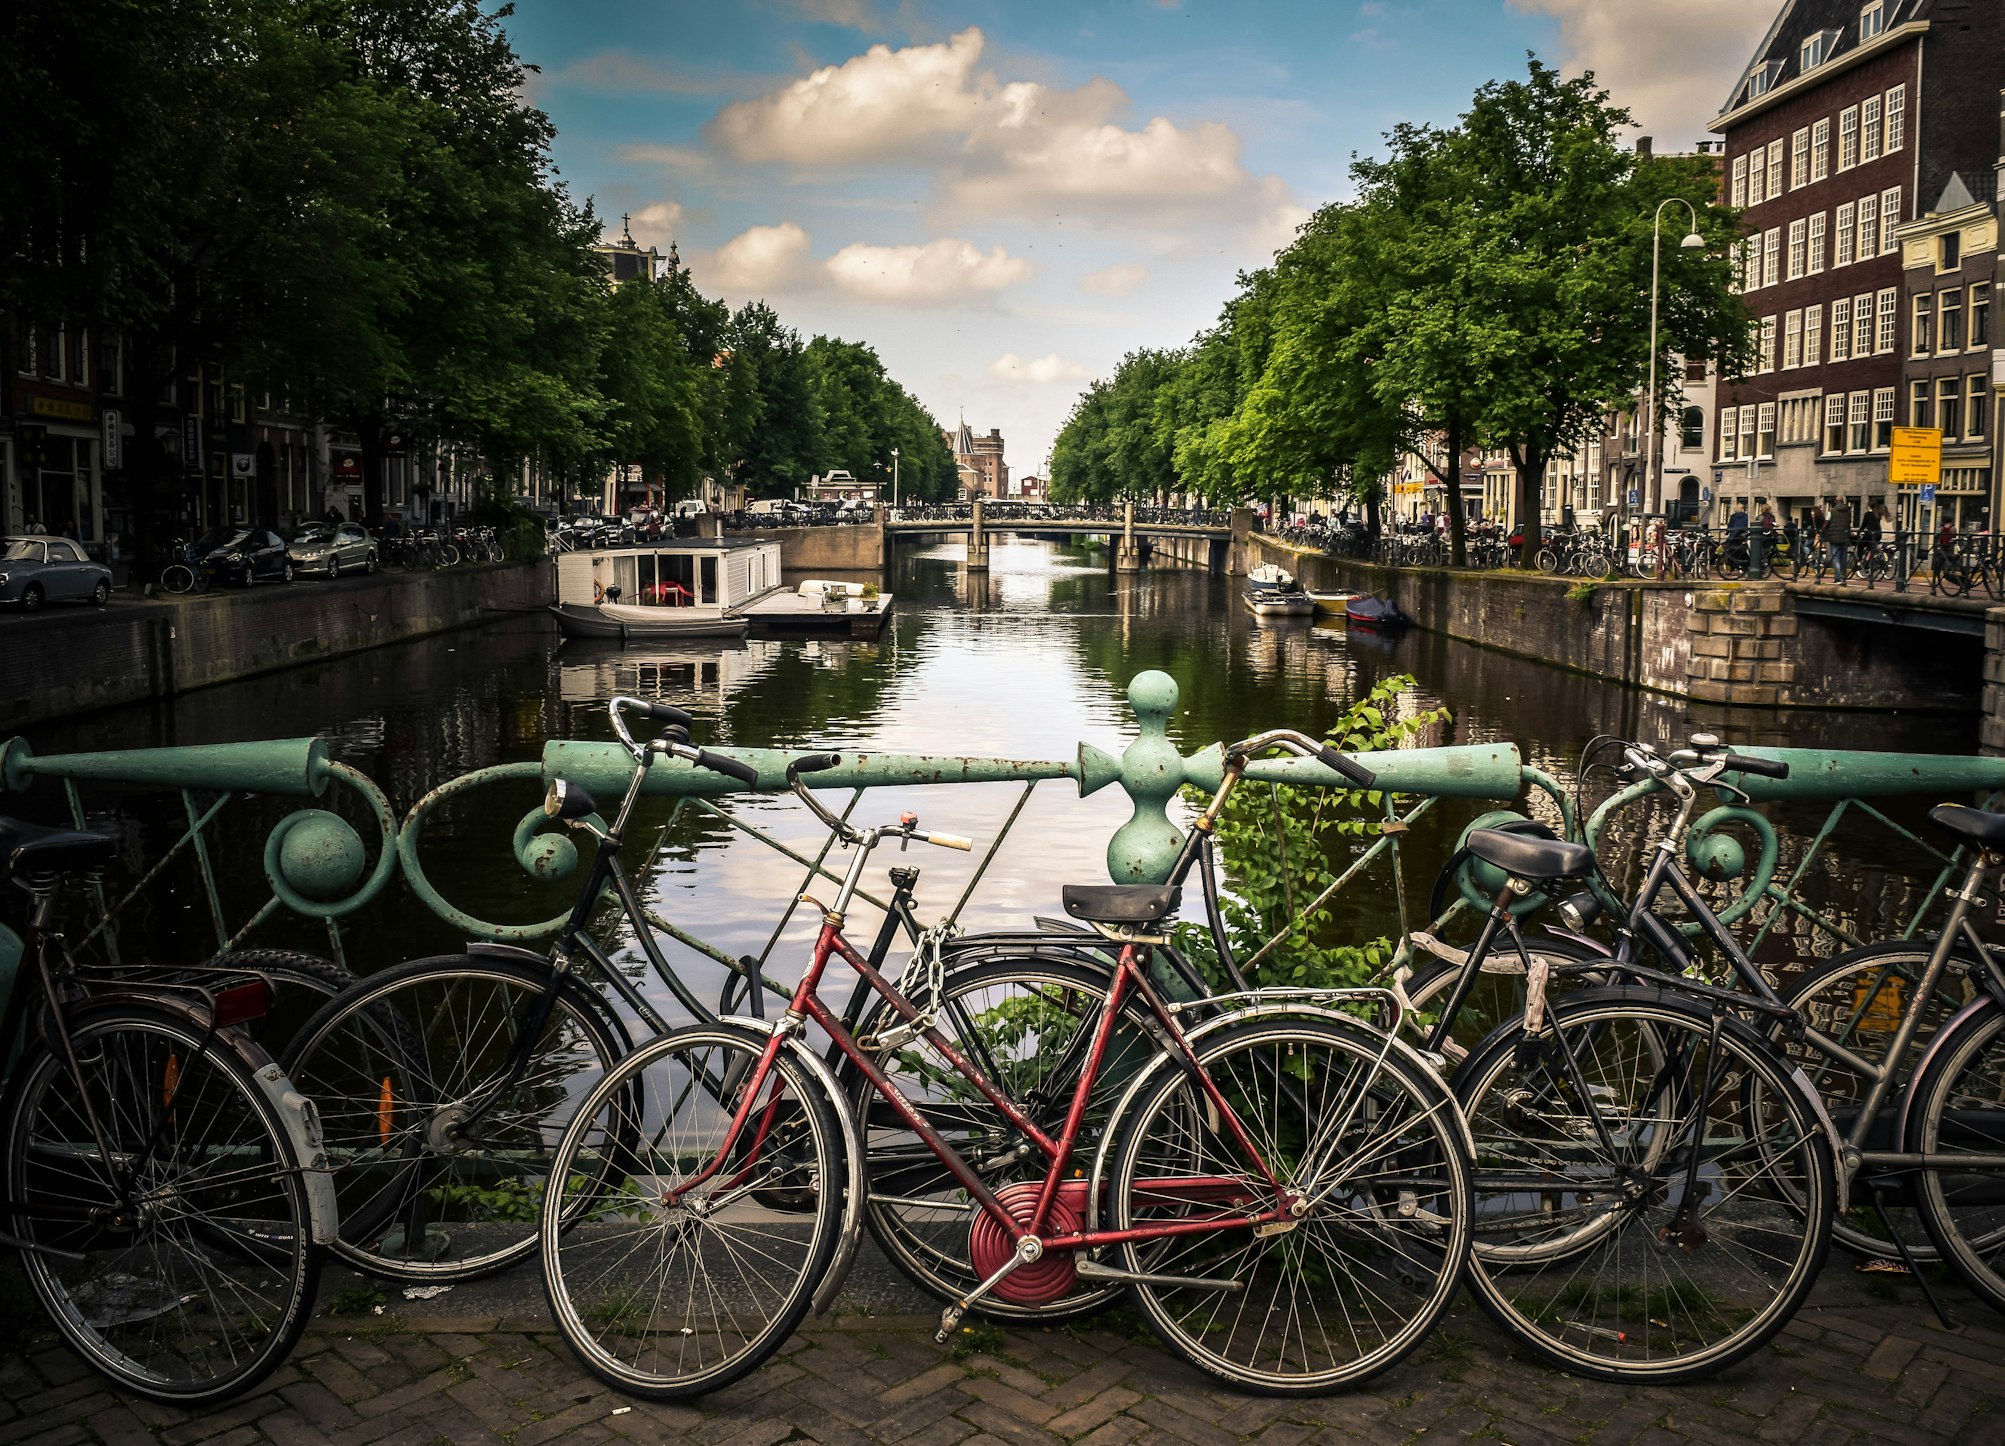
[1929,804,2005,848]
[1060,884,1181,926]
[1465,827,1593,882]
[0,817,118,881]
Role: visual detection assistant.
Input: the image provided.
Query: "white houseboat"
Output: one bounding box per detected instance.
[550,538,783,640]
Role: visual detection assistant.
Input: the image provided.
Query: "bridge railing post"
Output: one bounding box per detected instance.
[967,495,989,570]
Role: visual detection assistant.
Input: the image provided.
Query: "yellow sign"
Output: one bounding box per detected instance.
[1392,480,1425,496]
[1889,425,1943,486]
[30,395,94,423]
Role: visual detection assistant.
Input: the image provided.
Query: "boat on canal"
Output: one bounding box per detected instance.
[1346,593,1411,630]
[1307,590,1358,621]
[550,537,781,640]
[1243,562,1314,617]
[737,578,894,638]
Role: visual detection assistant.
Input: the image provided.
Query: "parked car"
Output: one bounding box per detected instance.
[194,526,292,586]
[0,535,113,610]
[288,522,377,578]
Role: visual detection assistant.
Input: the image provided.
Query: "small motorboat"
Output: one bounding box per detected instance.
[1307,590,1357,620]
[1345,594,1410,630]
[1244,562,1315,616]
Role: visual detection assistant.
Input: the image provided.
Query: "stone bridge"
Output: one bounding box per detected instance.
[885,500,1252,573]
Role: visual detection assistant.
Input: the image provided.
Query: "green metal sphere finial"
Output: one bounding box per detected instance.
[1107,670,1188,883]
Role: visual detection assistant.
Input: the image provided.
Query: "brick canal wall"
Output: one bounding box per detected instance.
[1246,536,1979,712]
[4,560,553,729]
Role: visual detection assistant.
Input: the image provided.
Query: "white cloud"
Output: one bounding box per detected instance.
[1510,0,1773,141]
[826,238,1031,303]
[987,352,1093,384]
[706,28,1296,227]
[624,201,685,250]
[545,52,749,95]
[1079,262,1149,296]
[697,223,1031,304]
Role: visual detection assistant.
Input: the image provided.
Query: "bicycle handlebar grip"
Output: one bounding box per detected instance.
[645,701,695,730]
[927,832,974,852]
[694,750,761,786]
[1317,744,1377,788]
[784,753,842,782]
[1724,754,1790,780]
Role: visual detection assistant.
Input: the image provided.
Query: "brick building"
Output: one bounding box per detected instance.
[1711,0,2005,530]
[947,419,1008,499]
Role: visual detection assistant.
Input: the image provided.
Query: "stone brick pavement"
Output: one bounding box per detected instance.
[4,1266,2002,1446]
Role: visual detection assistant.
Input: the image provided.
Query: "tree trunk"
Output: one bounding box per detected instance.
[1513,445,1545,567]
[1435,418,1467,567]
[356,411,386,527]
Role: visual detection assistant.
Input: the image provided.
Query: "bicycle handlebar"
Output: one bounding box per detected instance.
[1226,728,1377,789]
[1724,754,1789,780]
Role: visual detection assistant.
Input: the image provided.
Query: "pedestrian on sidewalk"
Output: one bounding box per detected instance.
[1822,498,1852,584]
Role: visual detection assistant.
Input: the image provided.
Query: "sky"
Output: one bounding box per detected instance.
[502,0,1775,483]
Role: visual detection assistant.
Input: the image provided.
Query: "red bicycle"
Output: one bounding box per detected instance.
[537,737,1473,1398]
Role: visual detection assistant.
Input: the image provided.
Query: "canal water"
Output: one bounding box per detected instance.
[15,539,1979,1018]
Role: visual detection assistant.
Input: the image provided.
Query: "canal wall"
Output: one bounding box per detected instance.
[766,523,885,572]
[1246,536,1979,712]
[4,561,553,728]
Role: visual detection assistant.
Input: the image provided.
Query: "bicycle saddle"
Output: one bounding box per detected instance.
[1928,804,2005,848]
[0,817,117,880]
[1464,827,1592,882]
[1060,884,1181,926]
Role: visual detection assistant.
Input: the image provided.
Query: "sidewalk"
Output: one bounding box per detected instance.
[6,1252,2002,1445]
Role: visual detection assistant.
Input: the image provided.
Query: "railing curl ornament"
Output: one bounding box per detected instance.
[260,761,401,919]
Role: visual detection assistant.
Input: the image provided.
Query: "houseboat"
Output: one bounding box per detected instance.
[550,538,782,640]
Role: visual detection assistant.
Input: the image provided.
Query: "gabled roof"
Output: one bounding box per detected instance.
[1716,0,1926,123]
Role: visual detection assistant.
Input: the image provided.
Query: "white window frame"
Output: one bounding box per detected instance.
[1808,211,1827,273]
[1757,402,1777,458]
[1860,1,1885,41]
[1970,373,1988,439]
[1855,194,1878,263]
[1731,153,1748,208]
[1860,94,1882,163]
[1823,393,1848,452]
[1760,315,1778,373]
[1839,105,1860,171]
[1740,406,1758,456]
[1763,228,1781,289]
[1873,388,1896,449]
[1748,152,1765,207]
[1790,128,1810,189]
[1804,303,1823,366]
[1875,288,1896,354]
[1784,308,1803,368]
[1884,85,1905,152]
[1788,218,1807,279]
[1720,406,1739,462]
[1812,117,1831,181]
[1835,201,1856,266]
[1879,186,1900,254]
[1767,140,1785,199]
[1848,390,1872,452]
[1831,297,1852,357]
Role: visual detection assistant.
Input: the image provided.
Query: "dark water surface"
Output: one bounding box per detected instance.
[16,539,1979,1015]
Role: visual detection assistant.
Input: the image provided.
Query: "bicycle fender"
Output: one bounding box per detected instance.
[1895,995,2000,1152]
[66,993,341,1245]
[465,941,550,967]
[1540,927,1615,959]
[717,1017,866,1319]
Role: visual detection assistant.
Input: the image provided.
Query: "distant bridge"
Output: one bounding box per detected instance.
[882,500,1251,572]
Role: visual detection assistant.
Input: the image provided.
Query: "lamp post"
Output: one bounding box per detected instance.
[1639,198,1707,556]
[890,447,899,508]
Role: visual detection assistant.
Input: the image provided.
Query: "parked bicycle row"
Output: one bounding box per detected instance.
[7,708,2005,1408]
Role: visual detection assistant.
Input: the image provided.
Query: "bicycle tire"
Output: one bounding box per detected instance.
[1778,942,1986,1263]
[1535,548,1561,575]
[280,954,628,1282]
[5,1002,320,1405]
[541,1025,847,1400]
[1910,1001,2005,1313]
[159,563,196,594]
[846,954,1155,1322]
[1458,988,1834,1384]
[1106,1013,1470,1393]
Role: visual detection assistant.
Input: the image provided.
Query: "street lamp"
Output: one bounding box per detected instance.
[1638,197,1706,553]
[890,447,899,508]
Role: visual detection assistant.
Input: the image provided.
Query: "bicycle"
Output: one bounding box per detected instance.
[0,816,335,1404]
[537,735,1472,1399]
[157,538,206,595]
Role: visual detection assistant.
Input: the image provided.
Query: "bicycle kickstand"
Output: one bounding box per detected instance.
[1868,1178,1957,1332]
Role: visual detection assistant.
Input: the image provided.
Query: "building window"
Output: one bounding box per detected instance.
[1913,294,1935,355]
[1835,202,1856,265]
[1942,231,1962,271]
[1808,212,1827,272]
[1970,374,1989,438]
[1860,95,1882,163]
[1787,219,1807,279]
[1875,289,1896,353]
[1884,85,1905,151]
[1879,187,1901,254]
[1856,293,1877,357]
[46,325,67,382]
[1741,407,1758,457]
[1812,117,1831,181]
[1855,194,1878,261]
[1873,388,1896,448]
[1733,238,1752,292]
[1940,288,1964,351]
[1747,152,1765,207]
[1824,393,1848,452]
[1763,228,1781,288]
[1849,391,1872,452]
[1804,303,1823,365]
[1784,309,1803,367]
[1731,154,1748,207]
[1790,128,1810,188]
[1757,402,1777,458]
[1911,380,1931,428]
[1760,315,1777,372]
[1832,297,1852,357]
[1767,140,1785,199]
[1859,1,1884,41]
[1680,406,1705,450]
[1721,406,1739,461]
[1938,377,1961,440]
[1839,106,1860,170]
[100,334,123,396]
[1971,281,1990,347]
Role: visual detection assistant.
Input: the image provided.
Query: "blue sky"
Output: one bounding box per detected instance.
[503,0,1769,478]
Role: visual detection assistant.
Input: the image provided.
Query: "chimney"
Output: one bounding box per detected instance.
[1636,135,1653,159]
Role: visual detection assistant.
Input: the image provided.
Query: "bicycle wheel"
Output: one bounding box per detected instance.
[1458,988,1833,1383]
[1105,1015,1471,1393]
[1910,1002,2005,1313]
[542,1025,847,1399]
[280,954,627,1281]
[159,563,196,594]
[4,1003,320,1405]
[850,955,1155,1322]
[1781,943,1985,1262]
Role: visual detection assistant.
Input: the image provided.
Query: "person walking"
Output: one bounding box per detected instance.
[1822,498,1853,584]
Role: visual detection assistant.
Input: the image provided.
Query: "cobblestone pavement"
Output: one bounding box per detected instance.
[5,1263,2003,1446]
